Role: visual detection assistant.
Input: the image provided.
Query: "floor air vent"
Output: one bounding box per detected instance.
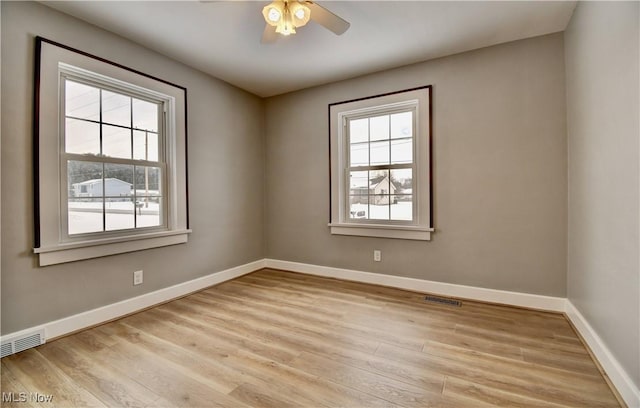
[1,329,45,358]
[425,295,462,307]
[1,343,12,358]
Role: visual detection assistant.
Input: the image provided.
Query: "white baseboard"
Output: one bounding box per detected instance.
[565,301,640,408]
[1,259,265,346]
[265,259,566,312]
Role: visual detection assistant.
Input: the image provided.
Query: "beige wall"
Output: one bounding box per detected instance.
[565,1,640,388]
[0,1,265,334]
[265,33,568,296]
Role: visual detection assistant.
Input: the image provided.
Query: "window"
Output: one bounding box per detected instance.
[34,38,189,266]
[329,86,433,240]
[346,107,415,223]
[63,76,165,236]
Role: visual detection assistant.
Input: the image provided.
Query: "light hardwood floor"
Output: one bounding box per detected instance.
[1,269,623,407]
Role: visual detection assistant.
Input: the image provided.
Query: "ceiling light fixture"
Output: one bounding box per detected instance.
[260,0,350,43]
[262,1,310,36]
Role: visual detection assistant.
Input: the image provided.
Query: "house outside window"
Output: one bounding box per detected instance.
[329,86,433,240]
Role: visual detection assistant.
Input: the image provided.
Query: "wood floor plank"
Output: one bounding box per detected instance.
[189,291,383,355]
[1,268,622,408]
[421,338,606,383]
[117,317,364,408]
[2,349,107,408]
[156,302,328,361]
[227,383,301,408]
[442,376,574,408]
[521,346,604,376]
[208,280,347,320]
[289,351,451,408]
[300,334,447,392]
[36,339,161,408]
[194,286,426,352]
[243,273,386,306]
[172,295,391,361]
[202,286,345,328]
[454,322,591,356]
[0,362,39,408]
[105,321,247,394]
[188,292,332,339]
[152,301,308,362]
[222,350,342,408]
[67,333,246,408]
[127,305,301,364]
[227,350,401,408]
[154,301,307,355]
[423,324,525,360]
[377,342,619,407]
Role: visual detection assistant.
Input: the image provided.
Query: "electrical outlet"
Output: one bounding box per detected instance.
[133,270,143,286]
[373,250,381,262]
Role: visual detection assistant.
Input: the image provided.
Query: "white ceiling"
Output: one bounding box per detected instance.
[42,1,576,98]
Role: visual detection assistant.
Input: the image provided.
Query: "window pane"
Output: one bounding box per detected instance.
[349,143,368,167]
[68,161,103,197]
[391,138,412,164]
[132,99,158,132]
[369,170,390,220]
[65,80,99,120]
[390,111,412,139]
[135,166,162,195]
[349,171,369,195]
[105,198,134,231]
[369,169,388,186]
[391,195,413,220]
[65,118,100,155]
[391,168,413,194]
[349,118,368,143]
[369,170,389,195]
[370,140,390,165]
[133,130,159,162]
[102,124,132,159]
[104,164,133,197]
[390,170,413,221]
[349,195,368,220]
[68,198,103,235]
[102,90,131,127]
[136,196,162,228]
[370,115,389,141]
[369,196,390,220]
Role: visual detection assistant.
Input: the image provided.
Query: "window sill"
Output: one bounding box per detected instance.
[34,229,191,266]
[328,223,433,241]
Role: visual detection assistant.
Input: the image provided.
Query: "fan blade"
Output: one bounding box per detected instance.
[261,24,278,43]
[305,1,350,35]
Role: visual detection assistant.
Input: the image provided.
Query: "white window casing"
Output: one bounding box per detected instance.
[329,86,433,240]
[33,37,190,266]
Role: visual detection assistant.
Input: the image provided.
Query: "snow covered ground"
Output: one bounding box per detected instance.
[350,202,412,220]
[68,201,161,234]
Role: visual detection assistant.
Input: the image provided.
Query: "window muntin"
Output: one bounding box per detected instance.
[61,76,166,239]
[345,105,417,224]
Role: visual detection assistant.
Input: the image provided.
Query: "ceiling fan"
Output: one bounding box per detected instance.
[261,1,350,43]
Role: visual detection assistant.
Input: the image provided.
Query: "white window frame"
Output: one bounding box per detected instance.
[60,65,169,240]
[329,86,433,240]
[34,37,190,266]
